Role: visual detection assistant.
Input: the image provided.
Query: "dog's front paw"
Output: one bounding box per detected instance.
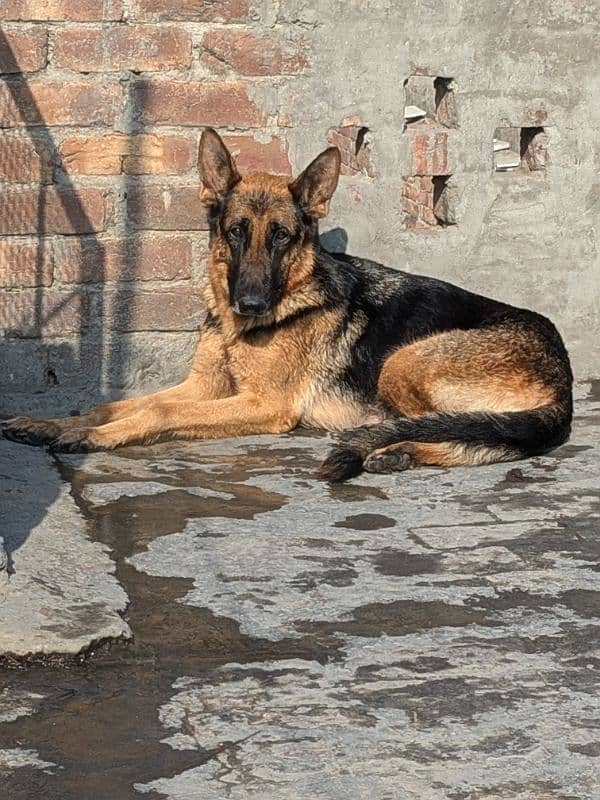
[1,416,61,447]
[48,428,110,454]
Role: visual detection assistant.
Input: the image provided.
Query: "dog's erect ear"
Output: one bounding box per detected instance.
[289,147,341,219]
[198,128,240,205]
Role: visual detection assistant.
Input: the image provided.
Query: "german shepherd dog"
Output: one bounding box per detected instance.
[2,129,573,482]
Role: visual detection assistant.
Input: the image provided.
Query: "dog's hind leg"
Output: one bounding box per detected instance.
[320,323,571,481]
[363,441,520,473]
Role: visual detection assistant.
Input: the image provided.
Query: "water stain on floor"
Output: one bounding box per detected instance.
[0,449,339,800]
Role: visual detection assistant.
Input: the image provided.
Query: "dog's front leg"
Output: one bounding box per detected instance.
[49,393,300,452]
[2,325,232,447]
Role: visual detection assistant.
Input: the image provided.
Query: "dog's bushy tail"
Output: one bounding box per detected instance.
[319,404,571,482]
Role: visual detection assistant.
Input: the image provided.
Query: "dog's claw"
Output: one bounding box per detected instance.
[48,433,96,454]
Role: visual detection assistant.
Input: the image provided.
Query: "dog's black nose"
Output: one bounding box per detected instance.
[235,296,269,316]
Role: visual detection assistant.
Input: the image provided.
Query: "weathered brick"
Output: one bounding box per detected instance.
[402,197,419,216]
[419,204,438,226]
[327,124,372,177]
[59,134,193,175]
[53,25,192,72]
[127,186,209,230]
[201,29,307,76]
[0,290,88,337]
[55,235,192,283]
[0,80,124,127]
[135,80,266,127]
[104,288,204,331]
[402,175,440,230]
[0,134,53,182]
[0,1,124,21]
[0,240,53,287]
[408,127,449,175]
[0,27,47,73]
[224,135,291,175]
[0,187,112,235]
[132,0,248,22]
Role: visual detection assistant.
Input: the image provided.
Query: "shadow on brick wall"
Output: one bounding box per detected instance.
[0,31,137,560]
[1,31,104,417]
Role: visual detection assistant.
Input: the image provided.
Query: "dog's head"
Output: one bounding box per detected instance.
[198,128,340,318]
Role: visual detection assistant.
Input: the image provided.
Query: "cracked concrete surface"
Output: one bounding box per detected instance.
[0,441,130,657]
[0,386,598,799]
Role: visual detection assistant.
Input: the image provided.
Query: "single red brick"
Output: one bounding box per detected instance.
[104,287,204,331]
[0,0,123,20]
[0,80,124,126]
[135,80,266,127]
[59,133,193,176]
[0,240,53,287]
[431,132,448,175]
[55,235,192,283]
[201,29,307,76]
[127,185,209,231]
[410,133,429,176]
[224,135,291,175]
[51,27,102,71]
[0,289,87,337]
[131,0,248,21]
[53,25,192,72]
[0,187,112,235]
[0,135,53,183]
[0,27,47,72]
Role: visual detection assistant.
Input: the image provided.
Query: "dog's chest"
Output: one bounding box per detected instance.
[226,311,343,391]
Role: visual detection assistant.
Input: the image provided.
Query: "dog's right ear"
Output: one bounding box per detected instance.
[198,128,240,205]
[289,147,341,219]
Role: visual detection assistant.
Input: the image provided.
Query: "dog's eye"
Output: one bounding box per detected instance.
[227,224,244,241]
[273,227,291,246]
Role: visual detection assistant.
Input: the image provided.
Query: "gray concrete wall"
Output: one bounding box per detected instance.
[283,0,599,380]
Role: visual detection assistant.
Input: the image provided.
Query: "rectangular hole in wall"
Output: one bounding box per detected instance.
[494,126,547,173]
[403,75,458,129]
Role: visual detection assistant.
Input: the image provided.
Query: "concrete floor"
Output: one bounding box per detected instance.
[1,384,599,800]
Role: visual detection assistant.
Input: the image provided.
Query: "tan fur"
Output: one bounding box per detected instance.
[379,327,557,418]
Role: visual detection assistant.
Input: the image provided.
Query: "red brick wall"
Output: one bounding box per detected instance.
[0,2,306,407]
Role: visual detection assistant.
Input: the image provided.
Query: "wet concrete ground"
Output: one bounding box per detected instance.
[1,385,599,799]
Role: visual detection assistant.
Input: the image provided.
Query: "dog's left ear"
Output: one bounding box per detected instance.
[198,128,241,205]
[289,147,341,218]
